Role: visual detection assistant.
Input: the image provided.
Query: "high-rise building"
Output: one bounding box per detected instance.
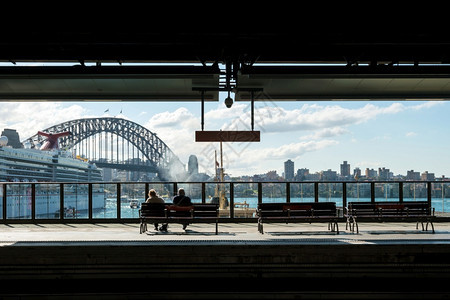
[378,167,391,180]
[188,155,199,175]
[365,168,377,179]
[1,128,22,148]
[284,159,294,181]
[340,161,350,177]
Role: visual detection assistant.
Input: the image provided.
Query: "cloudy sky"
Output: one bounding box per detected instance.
[1,95,448,178]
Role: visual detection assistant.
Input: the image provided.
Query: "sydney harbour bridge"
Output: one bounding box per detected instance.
[23,117,185,180]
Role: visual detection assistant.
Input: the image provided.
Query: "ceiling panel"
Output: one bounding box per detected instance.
[236,66,450,101]
[0,66,219,101]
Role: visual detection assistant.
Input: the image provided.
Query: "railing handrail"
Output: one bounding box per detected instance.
[1,180,448,185]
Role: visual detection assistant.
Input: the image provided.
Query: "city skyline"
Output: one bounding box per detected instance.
[279,158,443,181]
[0,94,449,178]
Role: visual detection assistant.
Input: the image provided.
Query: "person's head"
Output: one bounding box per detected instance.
[149,189,157,197]
[178,188,185,196]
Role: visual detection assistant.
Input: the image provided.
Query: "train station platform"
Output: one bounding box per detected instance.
[1,222,450,299]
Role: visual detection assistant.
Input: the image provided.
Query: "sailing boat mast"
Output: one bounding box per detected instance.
[213,141,227,209]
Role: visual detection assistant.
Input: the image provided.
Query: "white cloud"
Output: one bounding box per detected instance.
[225,102,409,134]
[0,102,87,139]
[146,107,197,129]
[300,127,350,140]
[410,101,444,110]
[144,108,200,164]
[406,131,417,137]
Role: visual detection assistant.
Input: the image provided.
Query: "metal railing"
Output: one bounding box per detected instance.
[1,180,449,223]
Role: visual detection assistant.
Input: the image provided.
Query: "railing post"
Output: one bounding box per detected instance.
[173,182,178,197]
[371,182,375,203]
[314,182,319,203]
[427,181,432,207]
[202,182,206,204]
[399,182,403,203]
[59,183,64,220]
[116,183,121,219]
[342,182,347,210]
[2,184,6,220]
[258,182,262,205]
[229,182,234,219]
[286,182,290,203]
[31,183,36,221]
[88,183,93,220]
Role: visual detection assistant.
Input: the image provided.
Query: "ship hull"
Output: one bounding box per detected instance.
[5,192,105,219]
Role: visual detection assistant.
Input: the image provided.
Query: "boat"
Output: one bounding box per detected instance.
[130,199,140,209]
[0,130,105,218]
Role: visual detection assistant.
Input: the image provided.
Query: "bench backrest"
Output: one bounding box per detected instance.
[140,202,166,217]
[141,203,219,218]
[348,201,432,216]
[192,204,219,218]
[257,202,337,217]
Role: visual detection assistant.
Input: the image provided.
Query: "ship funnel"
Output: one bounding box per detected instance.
[38,131,71,150]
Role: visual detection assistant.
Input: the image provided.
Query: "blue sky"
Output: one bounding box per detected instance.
[0,94,448,178]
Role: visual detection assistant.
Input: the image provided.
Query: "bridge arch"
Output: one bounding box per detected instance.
[24,117,184,178]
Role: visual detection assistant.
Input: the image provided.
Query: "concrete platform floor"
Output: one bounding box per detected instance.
[0,221,448,244]
[1,221,450,299]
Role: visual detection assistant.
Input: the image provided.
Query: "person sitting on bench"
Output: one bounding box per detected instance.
[172,188,193,230]
[145,189,167,231]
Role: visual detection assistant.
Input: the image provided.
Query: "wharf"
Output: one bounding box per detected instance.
[1,222,450,299]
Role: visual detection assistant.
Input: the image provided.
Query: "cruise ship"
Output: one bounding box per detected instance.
[0,130,102,182]
[0,129,105,218]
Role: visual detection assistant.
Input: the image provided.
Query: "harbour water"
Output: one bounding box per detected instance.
[90,196,450,219]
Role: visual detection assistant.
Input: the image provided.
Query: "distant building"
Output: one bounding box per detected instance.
[1,129,22,148]
[266,170,279,181]
[406,170,421,181]
[421,171,435,181]
[321,169,337,181]
[284,159,294,181]
[340,161,350,177]
[378,167,391,180]
[188,155,199,175]
[365,168,377,179]
[296,168,309,181]
[353,167,361,179]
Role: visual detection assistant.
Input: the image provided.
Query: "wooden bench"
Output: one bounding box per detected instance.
[345,201,435,233]
[139,203,220,234]
[256,202,339,234]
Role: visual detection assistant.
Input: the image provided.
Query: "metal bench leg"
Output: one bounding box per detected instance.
[140,221,146,234]
[426,220,435,233]
[258,220,264,234]
[335,221,339,234]
[352,217,359,234]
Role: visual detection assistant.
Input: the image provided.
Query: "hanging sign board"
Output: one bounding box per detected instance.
[195,130,260,142]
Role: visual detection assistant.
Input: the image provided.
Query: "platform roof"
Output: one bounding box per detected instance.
[0,66,219,101]
[236,65,450,101]
[1,29,450,101]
